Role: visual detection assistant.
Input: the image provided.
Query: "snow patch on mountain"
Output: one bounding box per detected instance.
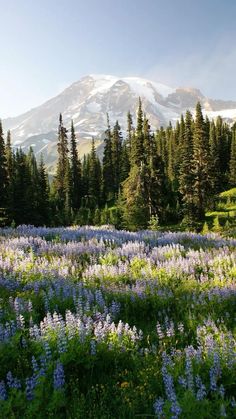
[202,108,236,120]
[3,73,236,169]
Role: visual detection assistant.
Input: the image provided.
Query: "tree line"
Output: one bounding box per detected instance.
[0,100,236,229]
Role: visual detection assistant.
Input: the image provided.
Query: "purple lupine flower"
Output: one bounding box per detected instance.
[6,371,21,389]
[166,321,175,338]
[57,331,67,354]
[153,397,164,418]
[90,339,96,355]
[231,397,236,408]
[31,356,38,374]
[178,376,187,389]
[177,322,184,334]
[53,361,65,390]
[195,375,206,401]
[170,400,182,419]
[43,341,52,360]
[185,353,194,392]
[0,381,7,400]
[25,376,36,400]
[209,352,221,392]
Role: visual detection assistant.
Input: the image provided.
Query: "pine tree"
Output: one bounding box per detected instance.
[13,149,32,224]
[121,164,149,231]
[70,120,81,210]
[27,147,40,224]
[5,130,13,180]
[156,127,168,170]
[64,158,72,223]
[54,114,70,213]
[130,98,144,166]
[112,120,122,196]
[38,154,50,225]
[0,121,8,224]
[229,127,236,186]
[5,130,14,222]
[167,126,175,185]
[179,110,195,221]
[192,102,210,220]
[89,138,101,208]
[216,117,231,188]
[120,141,130,183]
[81,154,90,207]
[209,120,221,198]
[126,110,133,162]
[174,115,185,188]
[0,122,7,201]
[143,115,154,164]
[147,153,167,222]
[102,114,114,202]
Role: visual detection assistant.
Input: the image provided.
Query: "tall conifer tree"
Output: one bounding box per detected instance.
[229,127,236,186]
[70,120,81,210]
[179,110,195,220]
[112,120,122,196]
[0,121,8,207]
[54,114,70,213]
[130,98,144,166]
[102,114,114,202]
[192,103,211,219]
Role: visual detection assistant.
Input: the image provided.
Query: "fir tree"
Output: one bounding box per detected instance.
[229,127,236,186]
[143,115,154,164]
[13,149,32,224]
[88,138,101,207]
[192,102,210,220]
[38,154,50,225]
[179,110,195,221]
[5,130,13,181]
[209,120,221,198]
[70,120,81,210]
[64,158,72,223]
[27,147,40,224]
[126,110,133,162]
[156,127,168,171]
[216,117,231,188]
[120,141,130,183]
[167,126,175,185]
[147,153,167,222]
[130,98,144,166]
[0,121,8,224]
[54,114,70,214]
[5,130,14,221]
[121,164,149,231]
[112,120,122,196]
[102,114,114,202]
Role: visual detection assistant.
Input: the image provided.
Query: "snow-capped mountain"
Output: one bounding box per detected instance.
[3,74,236,170]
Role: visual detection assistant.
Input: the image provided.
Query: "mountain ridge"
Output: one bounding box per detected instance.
[3,74,236,170]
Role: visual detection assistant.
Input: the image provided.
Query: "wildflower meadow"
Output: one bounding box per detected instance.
[0,225,235,418]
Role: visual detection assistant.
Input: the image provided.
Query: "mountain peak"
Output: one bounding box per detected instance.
[3,74,236,171]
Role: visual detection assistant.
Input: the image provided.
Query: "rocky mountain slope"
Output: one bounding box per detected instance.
[3,74,236,170]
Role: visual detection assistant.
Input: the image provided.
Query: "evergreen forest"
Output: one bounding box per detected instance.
[1,100,236,231]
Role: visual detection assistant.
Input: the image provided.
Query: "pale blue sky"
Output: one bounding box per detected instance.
[1,0,236,117]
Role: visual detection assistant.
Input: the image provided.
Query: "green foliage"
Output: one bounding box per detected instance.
[2,99,236,230]
[220,188,236,198]
[202,221,209,234]
[212,216,222,232]
[121,165,149,231]
[148,214,160,230]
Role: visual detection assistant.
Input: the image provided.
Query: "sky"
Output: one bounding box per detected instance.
[1,0,236,118]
